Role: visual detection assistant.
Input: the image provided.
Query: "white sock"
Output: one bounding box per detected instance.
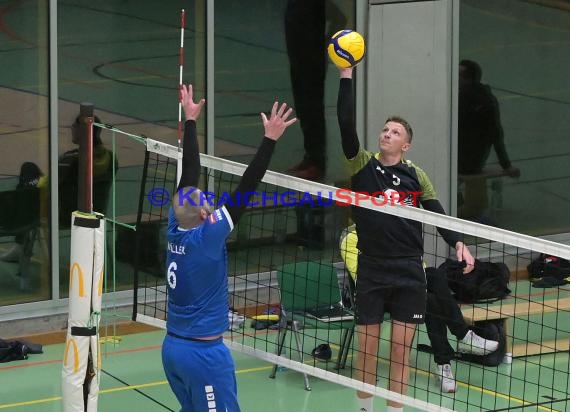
[386,407,403,412]
[357,396,373,412]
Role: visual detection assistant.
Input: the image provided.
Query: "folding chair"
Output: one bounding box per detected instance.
[269,261,354,391]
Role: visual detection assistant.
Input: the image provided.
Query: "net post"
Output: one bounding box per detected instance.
[78,103,94,214]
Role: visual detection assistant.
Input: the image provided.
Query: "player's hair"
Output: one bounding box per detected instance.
[173,187,212,229]
[385,116,413,143]
[459,59,483,83]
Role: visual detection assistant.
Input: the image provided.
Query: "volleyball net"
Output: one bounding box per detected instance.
[113,127,570,412]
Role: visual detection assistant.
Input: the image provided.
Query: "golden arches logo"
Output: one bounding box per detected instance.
[69,263,85,297]
[97,269,104,297]
[97,339,102,371]
[63,338,79,373]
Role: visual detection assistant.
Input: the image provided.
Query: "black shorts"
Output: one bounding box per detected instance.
[355,255,426,325]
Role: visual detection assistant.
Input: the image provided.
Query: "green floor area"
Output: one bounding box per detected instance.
[1,319,569,411]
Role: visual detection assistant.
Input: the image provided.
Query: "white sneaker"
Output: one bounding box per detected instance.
[228,311,245,331]
[435,363,456,393]
[457,329,499,355]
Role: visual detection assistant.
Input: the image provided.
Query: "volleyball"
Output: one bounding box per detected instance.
[327,30,366,68]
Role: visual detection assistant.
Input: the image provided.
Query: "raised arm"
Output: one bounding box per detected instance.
[337,67,360,159]
[177,84,205,191]
[224,102,297,224]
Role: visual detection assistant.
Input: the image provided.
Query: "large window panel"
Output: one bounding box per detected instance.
[57,1,207,297]
[0,0,51,305]
[458,0,570,235]
[213,0,355,184]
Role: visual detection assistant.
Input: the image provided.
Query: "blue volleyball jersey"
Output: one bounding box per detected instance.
[165,205,234,338]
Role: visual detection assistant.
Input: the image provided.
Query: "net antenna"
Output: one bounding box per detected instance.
[177,8,186,149]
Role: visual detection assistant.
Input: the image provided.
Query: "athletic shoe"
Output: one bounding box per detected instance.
[435,363,456,393]
[457,329,499,355]
[228,311,245,331]
[311,343,332,361]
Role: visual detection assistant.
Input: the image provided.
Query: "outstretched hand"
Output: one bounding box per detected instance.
[180,84,205,121]
[261,102,297,141]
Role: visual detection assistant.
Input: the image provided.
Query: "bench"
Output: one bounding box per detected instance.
[461,296,570,362]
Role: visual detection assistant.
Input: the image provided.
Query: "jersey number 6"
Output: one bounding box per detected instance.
[167,262,177,289]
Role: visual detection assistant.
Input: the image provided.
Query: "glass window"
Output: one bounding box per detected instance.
[0,0,51,305]
[213,0,355,181]
[213,1,356,273]
[458,0,570,235]
[57,1,207,297]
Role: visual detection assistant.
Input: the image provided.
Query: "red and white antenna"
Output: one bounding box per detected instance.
[178,8,186,149]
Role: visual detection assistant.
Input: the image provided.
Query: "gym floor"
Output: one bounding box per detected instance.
[2,281,570,412]
[1,328,568,411]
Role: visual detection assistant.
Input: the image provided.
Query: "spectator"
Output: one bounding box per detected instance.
[58,114,116,226]
[458,59,520,177]
[0,162,47,263]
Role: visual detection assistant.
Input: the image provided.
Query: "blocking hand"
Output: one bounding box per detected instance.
[261,102,297,141]
[180,84,205,121]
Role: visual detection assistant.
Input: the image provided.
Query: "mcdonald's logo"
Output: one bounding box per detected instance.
[97,269,103,297]
[64,338,79,373]
[69,263,85,297]
[97,339,102,371]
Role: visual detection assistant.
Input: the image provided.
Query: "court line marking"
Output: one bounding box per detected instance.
[0,344,559,411]
[0,344,162,371]
[342,348,560,412]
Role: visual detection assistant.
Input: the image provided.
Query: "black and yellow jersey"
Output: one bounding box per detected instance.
[348,148,436,258]
[337,76,462,259]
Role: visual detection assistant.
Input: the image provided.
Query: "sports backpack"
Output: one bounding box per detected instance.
[527,254,570,280]
[0,339,28,363]
[440,259,511,304]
